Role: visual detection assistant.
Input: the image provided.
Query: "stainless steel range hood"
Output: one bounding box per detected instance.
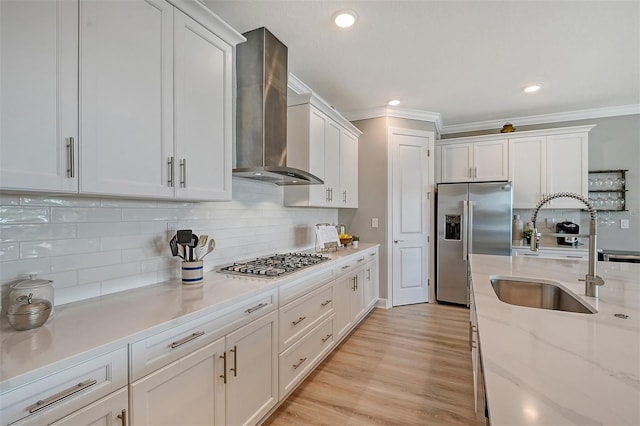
[234,27,323,185]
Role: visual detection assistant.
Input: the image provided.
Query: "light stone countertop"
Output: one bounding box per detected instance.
[0,243,377,392]
[470,254,640,425]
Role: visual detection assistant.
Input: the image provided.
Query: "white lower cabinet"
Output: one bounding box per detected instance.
[49,388,128,426]
[224,311,278,426]
[130,338,226,426]
[334,261,365,340]
[2,348,128,426]
[363,252,379,311]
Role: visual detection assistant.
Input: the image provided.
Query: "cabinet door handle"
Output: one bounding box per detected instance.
[321,333,333,343]
[329,187,333,202]
[170,331,205,349]
[66,137,75,178]
[292,316,306,326]
[355,275,358,290]
[357,257,365,262]
[179,158,187,188]
[366,268,371,280]
[326,187,331,202]
[474,167,477,178]
[321,299,332,307]
[246,302,268,314]
[230,345,237,376]
[117,409,127,426]
[341,265,351,270]
[343,190,347,203]
[469,167,472,178]
[292,357,307,370]
[219,352,227,383]
[27,379,97,413]
[167,157,174,187]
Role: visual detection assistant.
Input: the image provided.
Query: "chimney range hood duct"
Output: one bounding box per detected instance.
[234,27,323,185]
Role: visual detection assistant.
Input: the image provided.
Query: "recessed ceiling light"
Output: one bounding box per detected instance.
[333,10,357,28]
[524,84,541,93]
[387,99,401,106]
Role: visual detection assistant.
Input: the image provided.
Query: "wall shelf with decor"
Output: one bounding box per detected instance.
[588,169,628,211]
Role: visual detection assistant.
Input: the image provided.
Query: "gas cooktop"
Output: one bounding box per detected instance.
[217,252,330,278]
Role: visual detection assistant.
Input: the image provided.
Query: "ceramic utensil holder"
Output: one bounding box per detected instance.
[182,261,203,286]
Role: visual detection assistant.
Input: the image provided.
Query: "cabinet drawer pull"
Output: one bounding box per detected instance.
[320,299,332,307]
[292,316,307,326]
[66,137,75,178]
[357,257,365,262]
[230,346,238,376]
[27,379,97,413]
[219,352,227,384]
[292,357,307,370]
[566,255,583,259]
[246,302,268,314]
[523,253,539,257]
[321,333,333,343]
[167,157,174,187]
[341,265,351,270]
[369,252,375,256]
[117,409,127,426]
[170,331,205,349]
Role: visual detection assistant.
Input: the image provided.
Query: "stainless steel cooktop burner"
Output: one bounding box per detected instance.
[217,252,329,278]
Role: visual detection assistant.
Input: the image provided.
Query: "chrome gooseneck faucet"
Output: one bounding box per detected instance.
[530,192,604,298]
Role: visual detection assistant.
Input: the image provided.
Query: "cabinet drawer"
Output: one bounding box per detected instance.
[278,267,334,306]
[279,315,335,399]
[279,283,334,351]
[130,288,276,381]
[1,347,127,425]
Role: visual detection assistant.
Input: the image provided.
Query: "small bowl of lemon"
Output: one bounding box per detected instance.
[338,233,353,246]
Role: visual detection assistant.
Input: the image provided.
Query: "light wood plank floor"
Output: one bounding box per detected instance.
[264,303,486,426]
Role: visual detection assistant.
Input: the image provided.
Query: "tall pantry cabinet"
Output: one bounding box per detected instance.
[0,0,243,201]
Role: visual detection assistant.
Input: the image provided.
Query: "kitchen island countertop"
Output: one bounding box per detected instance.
[470,254,640,425]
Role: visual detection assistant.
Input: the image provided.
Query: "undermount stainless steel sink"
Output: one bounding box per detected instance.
[490,278,596,314]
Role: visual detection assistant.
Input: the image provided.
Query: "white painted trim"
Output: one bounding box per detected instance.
[375,298,391,309]
[169,0,245,45]
[345,107,443,132]
[288,92,362,136]
[439,104,640,135]
[436,124,596,144]
[287,73,312,95]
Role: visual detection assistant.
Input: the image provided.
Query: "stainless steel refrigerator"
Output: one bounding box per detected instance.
[436,182,513,305]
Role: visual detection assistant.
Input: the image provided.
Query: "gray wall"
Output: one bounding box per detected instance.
[339,117,436,300]
[443,114,640,251]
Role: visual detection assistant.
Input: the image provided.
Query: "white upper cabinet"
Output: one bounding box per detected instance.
[509,127,593,209]
[0,0,78,193]
[79,0,175,198]
[1,0,242,201]
[438,138,508,182]
[173,9,233,200]
[284,93,361,208]
[339,129,359,208]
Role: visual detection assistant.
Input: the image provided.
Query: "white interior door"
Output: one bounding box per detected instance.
[389,128,433,306]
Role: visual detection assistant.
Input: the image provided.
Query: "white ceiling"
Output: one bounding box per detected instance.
[204,0,640,132]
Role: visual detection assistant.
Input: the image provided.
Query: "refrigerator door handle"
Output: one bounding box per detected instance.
[462,200,468,260]
[468,200,474,255]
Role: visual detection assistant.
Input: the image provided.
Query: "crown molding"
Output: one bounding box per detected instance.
[287,73,312,95]
[343,107,443,132]
[439,104,640,135]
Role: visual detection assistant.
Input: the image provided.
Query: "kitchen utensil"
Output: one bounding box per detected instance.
[7,293,52,331]
[198,238,216,260]
[189,234,199,261]
[169,235,182,259]
[177,230,194,261]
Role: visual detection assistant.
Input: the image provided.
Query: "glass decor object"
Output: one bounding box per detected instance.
[587,169,628,212]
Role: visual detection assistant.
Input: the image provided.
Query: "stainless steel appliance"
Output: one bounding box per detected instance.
[436,182,513,305]
[233,27,323,185]
[598,249,640,263]
[218,253,329,278]
[556,221,579,246]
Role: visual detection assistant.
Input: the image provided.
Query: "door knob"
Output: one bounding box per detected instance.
[394,240,405,243]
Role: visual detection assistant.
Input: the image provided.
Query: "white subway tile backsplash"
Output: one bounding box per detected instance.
[0,206,49,224]
[51,207,122,223]
[0,224,77,242]
[20,196,101,207]
[78,262,140,285]
[50,250,122,273]
[21,238,101,259]
[0,243,19,262]
[0,258,51,282]
[0,180,337,306]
